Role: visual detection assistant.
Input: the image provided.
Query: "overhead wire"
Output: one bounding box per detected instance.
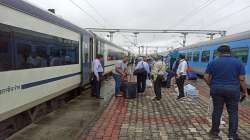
[181,0,218,29]
[170,0,216,29]
[68,0,105,28]
[82,0,109,25]
[69,0,135,49]
[81,0,138,49]
[194,0,235,29]
[206,5,250,27]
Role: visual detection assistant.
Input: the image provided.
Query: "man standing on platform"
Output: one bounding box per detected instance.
[176,54,188,100]
[151,56,166,100]
[112,56,128,97]
[135,56,150,93]
[204,45,248,140]
[92,54,104,99]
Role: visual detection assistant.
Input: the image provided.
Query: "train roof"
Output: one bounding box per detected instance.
[0,0,90,34]
[0,0,126,51]
[179,30,250,50]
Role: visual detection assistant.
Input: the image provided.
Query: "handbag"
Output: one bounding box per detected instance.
[157,72,164,81]
[133,62,146,75]
[156,62,165,81]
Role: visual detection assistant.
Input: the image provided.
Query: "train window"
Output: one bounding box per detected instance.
[96,41,105,56]
[16,42,49,68]
[49,47,61,66]
[35,46,48,67]
[231,47,249,63]
[213,50,219,59]
[201,50,210,62]
[107,49,124,61]
[187,52,192,61]
[16,42,32,69]
[15,33,79,69]
[0,31,11,72]
[0,23,79,71]
[180,53,186,57]
[193,51,200,62]
[82,41,89,63]
[99,42,105,55]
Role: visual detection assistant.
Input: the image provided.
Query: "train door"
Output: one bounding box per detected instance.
[89,37,94,61]
[81,36,92,85]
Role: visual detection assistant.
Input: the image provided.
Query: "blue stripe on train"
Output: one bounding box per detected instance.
[21,72,81,89]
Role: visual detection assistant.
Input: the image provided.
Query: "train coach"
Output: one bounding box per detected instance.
[178,31,250,88]
[0,0,128,137]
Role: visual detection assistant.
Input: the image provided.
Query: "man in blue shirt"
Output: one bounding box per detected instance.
[92,54,104,99]
[204,45,248,140]
[135,56,150,92]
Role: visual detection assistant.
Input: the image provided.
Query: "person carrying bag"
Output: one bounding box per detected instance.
[151,57,166,100]
[133,62,147,75]
[112,57,128,97]
[134,57,150,93]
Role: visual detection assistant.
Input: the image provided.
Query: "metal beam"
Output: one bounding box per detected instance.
[86,28,226,36]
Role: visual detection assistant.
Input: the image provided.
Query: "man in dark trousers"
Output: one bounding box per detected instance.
[92,54,104,99]
[176,54,188,100]
[151,56,166,100]
[204,45,248,140]
[135,56,150,93]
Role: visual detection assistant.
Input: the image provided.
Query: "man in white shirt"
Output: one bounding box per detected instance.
[176,54,188,100]
[92,54,104,99]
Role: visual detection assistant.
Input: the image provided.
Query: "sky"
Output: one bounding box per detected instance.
[24,0,250,54]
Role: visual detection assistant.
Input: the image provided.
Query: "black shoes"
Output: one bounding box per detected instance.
[228,136,242,140]
[208,130,221,139]
[176,96,185,100]
[208,130,241,140]
[96,97,104,99]
[152,97,161,101]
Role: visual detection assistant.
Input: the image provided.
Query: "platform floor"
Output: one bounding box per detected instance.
[81,79,250,140]
[7,78,250,140]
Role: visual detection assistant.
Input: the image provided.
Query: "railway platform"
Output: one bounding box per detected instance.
[80,79,250,140]
[7,79,250,140]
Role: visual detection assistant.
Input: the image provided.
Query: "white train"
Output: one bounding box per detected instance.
[0,0,128,136]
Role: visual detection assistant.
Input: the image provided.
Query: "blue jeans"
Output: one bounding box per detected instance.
[210,85,240,139]
[113,74,121,95]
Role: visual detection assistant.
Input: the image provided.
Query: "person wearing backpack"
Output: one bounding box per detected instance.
[135,56,150,93]
[112,56,128,97]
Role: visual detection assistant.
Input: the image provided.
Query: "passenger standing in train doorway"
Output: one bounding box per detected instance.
[135,57,150,93]
[204,45,248,140]
[176,54,188,100]
[112,56,128,97]
[92,54,104,99]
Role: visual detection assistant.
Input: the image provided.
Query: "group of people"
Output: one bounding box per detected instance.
[91,44,248,139]
[109,54,188,101]
[133,54,188,101]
